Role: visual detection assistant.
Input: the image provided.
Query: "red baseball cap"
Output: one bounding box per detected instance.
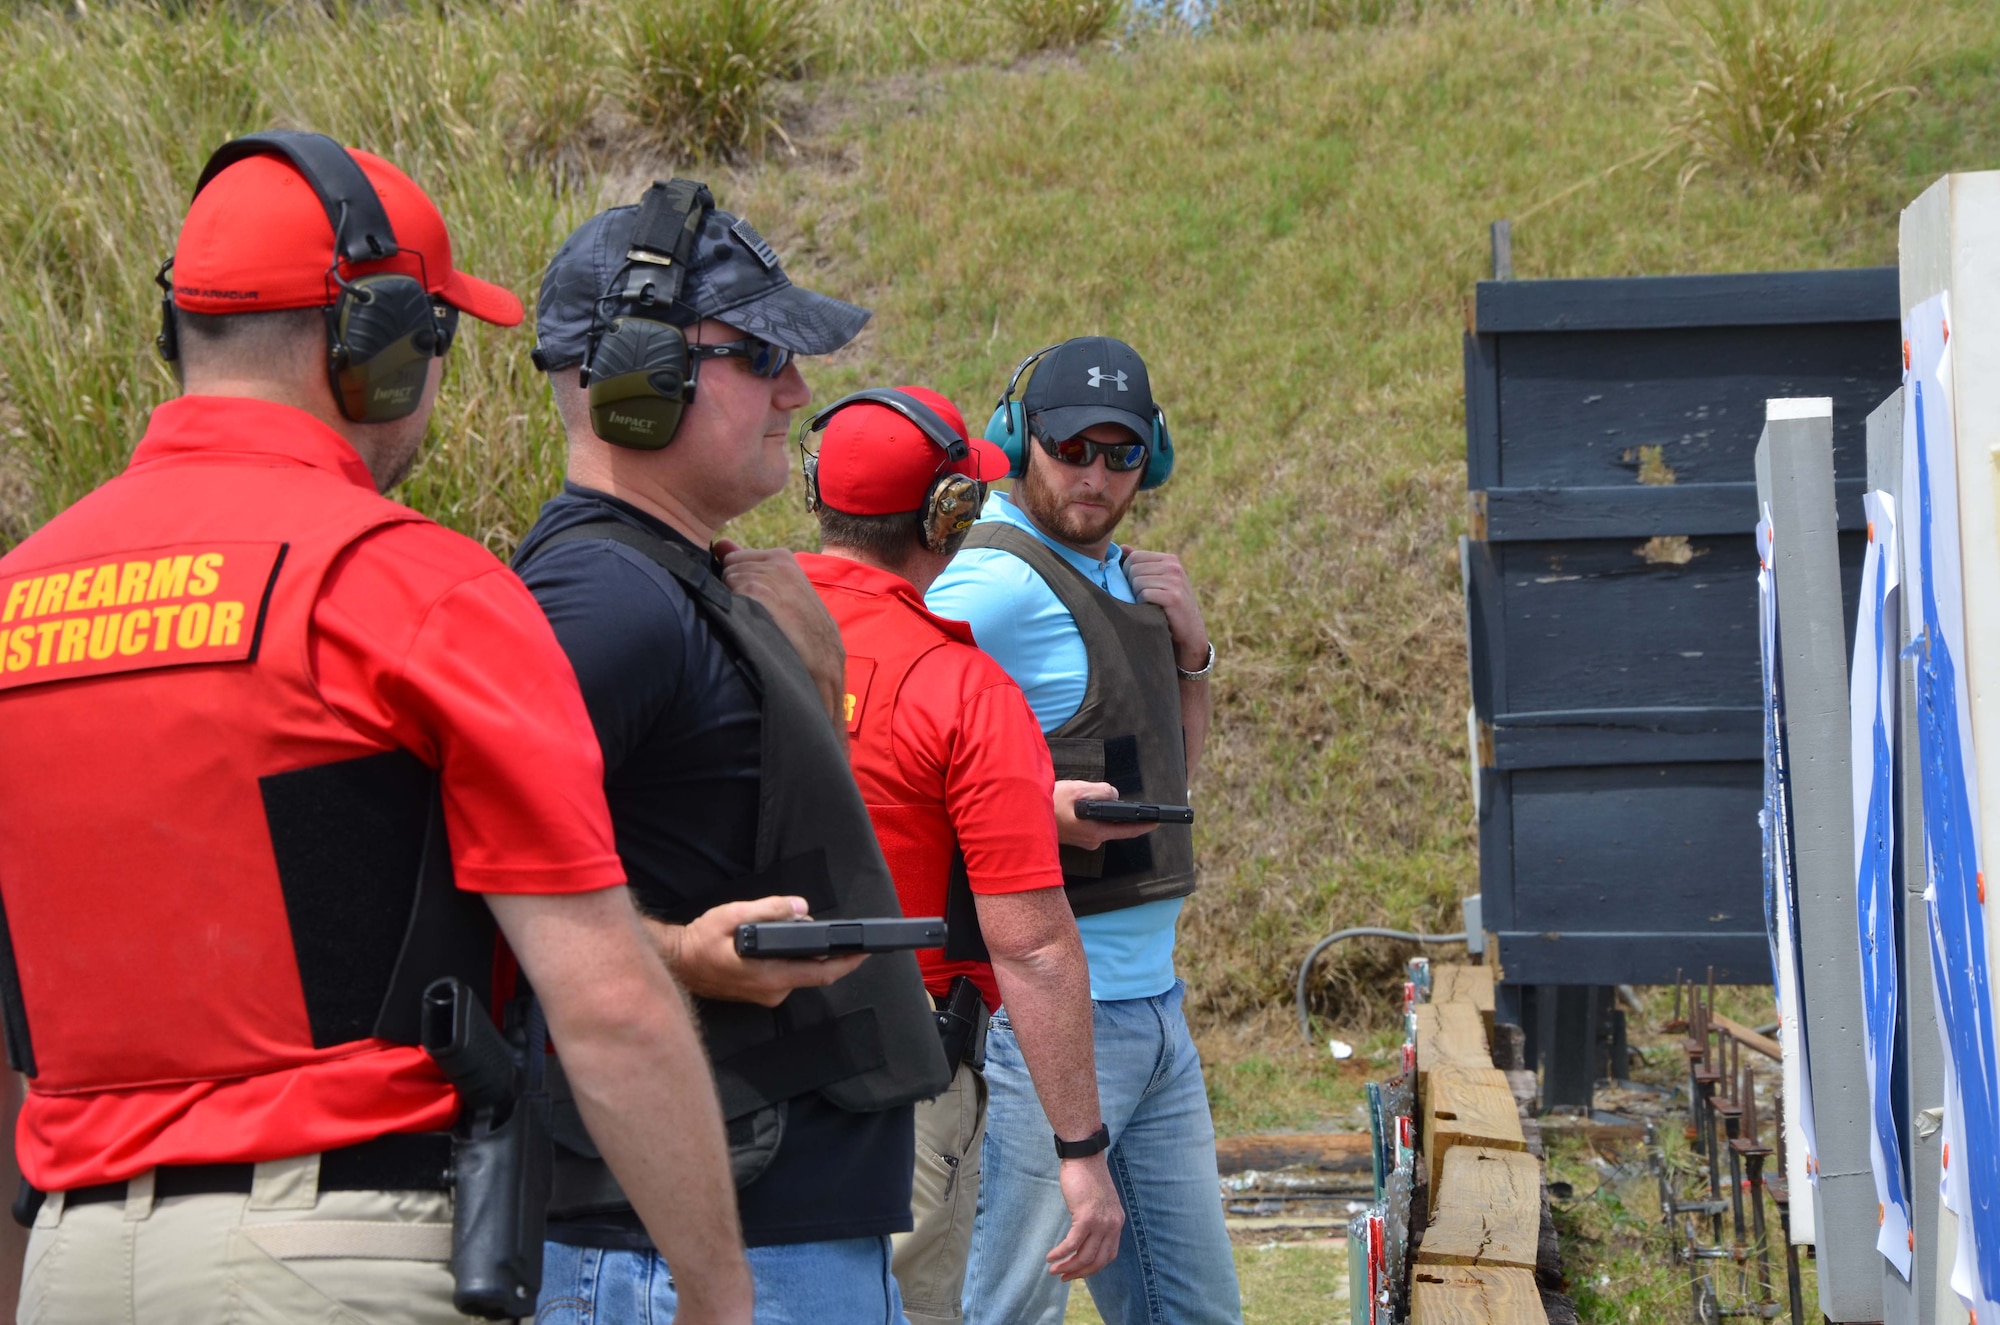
[171,146,523,326]
[814,386,1010,516]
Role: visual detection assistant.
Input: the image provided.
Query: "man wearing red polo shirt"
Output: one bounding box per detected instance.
[797,387,1125,1325]
[0,133,748,1324]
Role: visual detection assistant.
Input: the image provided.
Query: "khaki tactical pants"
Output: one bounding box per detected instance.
[18,1153,478,1324]
[891,1062,987,1325]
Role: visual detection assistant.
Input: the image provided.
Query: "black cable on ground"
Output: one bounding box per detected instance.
[1294,927,1469,1045]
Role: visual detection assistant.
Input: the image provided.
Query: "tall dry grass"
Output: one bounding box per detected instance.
[995,0,1127,51]
[621,0,821,158]
[1656,0,1919,185]
[1212,0,1603,30]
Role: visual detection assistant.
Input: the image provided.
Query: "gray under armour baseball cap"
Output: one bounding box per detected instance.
[1021,336,1156,443]
[532,198,870,372]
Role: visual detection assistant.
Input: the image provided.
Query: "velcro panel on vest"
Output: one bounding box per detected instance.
[710,1006,885,1121]
[638,849,838,927]
[1053,733,1154,881]
[942,853,989,964]
[260,749,494,1048]
[0,892,35,1076]
[721,849,838,917]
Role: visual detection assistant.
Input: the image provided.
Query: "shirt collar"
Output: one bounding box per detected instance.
[129,395,378,491]
[979,490,1123,586]
[798,552,977,646]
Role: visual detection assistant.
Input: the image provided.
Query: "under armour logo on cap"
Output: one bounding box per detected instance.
[1087,367,1128,391]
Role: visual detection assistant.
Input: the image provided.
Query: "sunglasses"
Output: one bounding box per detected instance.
[689,335,793,379]
[1035,431,1149,473]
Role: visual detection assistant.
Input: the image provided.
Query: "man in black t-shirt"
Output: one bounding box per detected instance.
[517,185,946,1322]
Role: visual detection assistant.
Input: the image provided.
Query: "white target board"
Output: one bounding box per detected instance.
[1900,170,2000,1325]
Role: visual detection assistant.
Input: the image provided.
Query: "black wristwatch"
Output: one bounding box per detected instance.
[1053,1124,1111,1160]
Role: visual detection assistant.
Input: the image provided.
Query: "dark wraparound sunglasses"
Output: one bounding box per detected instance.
[1035,430,1149,472]
[690,335,793,379]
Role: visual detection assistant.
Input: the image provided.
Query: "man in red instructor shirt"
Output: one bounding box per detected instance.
[0,133,747,1323]
[797,386,1124,1324]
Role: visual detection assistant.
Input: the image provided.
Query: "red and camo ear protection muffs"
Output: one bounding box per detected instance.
[801,389,985,552]
[157,130,451,425]
[982,342,1176,490]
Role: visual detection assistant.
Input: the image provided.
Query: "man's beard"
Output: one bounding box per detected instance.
[1015,462,1137,549]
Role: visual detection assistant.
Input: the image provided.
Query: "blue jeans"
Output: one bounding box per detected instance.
[962,980,1242,1325]
[537,1234,906,1324]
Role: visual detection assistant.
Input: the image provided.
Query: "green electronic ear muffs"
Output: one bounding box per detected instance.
[328,273,451,422]
[582,179,715,450]
[160,130,448,425]
[584,317,692,449]
[983,342,1176,491]
[802,388,986,553]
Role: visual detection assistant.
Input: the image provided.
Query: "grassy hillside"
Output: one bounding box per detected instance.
[3,0,1995,1088]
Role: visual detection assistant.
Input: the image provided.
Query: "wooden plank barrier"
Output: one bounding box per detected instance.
[1417,1001,1492,1085]
[1417,1147,1543,1270]
[1422,1065,1525,1193]
[1408,964,1549,1324]
[1410,1266,1547,1325]
[1432,964,1496,1032]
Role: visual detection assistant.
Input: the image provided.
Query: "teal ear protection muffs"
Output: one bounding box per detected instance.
[579,179,715,450]
[157,130,451,425]
[802,389,986,553]
[983,342,1176,490]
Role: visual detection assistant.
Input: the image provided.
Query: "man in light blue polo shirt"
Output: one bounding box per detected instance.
[928,337,1239,1325]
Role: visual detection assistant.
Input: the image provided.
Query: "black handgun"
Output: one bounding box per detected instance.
[421,977,552,1321]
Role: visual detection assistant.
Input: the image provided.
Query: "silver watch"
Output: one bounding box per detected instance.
[1176,641,1215,681]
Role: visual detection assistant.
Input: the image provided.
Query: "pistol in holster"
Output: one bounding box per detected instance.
[421,977,553,1322]
[934,974,989,1077]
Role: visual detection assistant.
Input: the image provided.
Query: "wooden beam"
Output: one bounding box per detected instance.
[1409,1265,1548,1325]
[1418,1001,1490,1067]
[1211,1131,1371,1176]
[1434,964,1497,1036]
[1418,1146,1543,1270]
[1423,1065,1526,1192]
[1709,1010,1780,1062]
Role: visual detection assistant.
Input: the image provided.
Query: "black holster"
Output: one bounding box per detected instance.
[421,978,551,1321]
[934,975,988,1077]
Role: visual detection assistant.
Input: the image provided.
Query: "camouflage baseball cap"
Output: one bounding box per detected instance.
[533,196,869,372]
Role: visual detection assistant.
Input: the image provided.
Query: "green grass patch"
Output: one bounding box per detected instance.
[1063,1239,1347,1322]
[1550,991,1817,1322]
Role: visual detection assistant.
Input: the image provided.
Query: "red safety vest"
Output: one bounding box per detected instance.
[801,554,990,1000]
[0,425,481,1186]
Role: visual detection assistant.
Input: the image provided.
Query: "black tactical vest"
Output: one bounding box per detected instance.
[959,522,1196,916]
[526,522,949,1212]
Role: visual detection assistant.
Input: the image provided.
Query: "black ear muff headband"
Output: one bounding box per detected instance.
[801,389,984,553]
[801,388,969,463]
[582,179,716,451]
[160,130,448,425]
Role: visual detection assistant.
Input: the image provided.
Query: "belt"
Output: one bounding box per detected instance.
[57,1131,455,1212]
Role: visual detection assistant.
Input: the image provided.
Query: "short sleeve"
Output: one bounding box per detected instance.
[309,524,625,896]
[892,647,1063,897]
[925,547,1088,732]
